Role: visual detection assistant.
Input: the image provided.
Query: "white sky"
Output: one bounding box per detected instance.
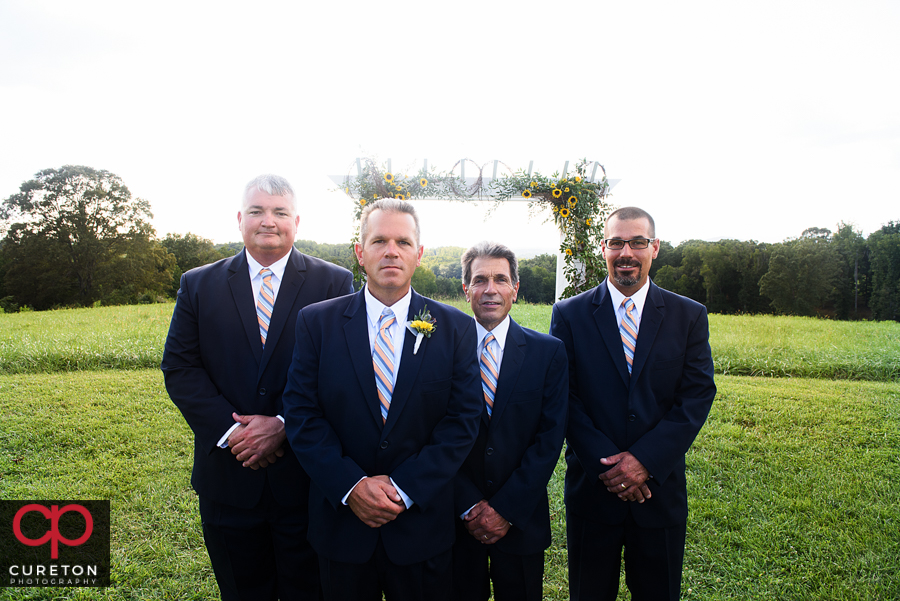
[1,0,898,256]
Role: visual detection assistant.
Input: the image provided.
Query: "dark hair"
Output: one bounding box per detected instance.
[605,206,656,238]
[359,198,421,247]
[460,241,519,286]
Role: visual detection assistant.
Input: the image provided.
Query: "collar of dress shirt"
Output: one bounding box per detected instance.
[475,314,511,354]
[606,276,651,325]
[364,285,413,330]
[246,248,292,283]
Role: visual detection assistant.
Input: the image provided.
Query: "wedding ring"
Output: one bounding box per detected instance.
[621,483,627,489]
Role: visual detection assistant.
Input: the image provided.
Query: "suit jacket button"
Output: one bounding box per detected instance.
[628,414,636,422]
[486,447,494,456]
[258,388,266,396]
[380,440,389,449]
[486,480,493,488]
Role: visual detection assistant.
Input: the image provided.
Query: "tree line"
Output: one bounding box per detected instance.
[1,166,897,321]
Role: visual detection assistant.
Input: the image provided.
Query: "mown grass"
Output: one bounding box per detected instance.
[1,371,897,600]
[3,303,898,381]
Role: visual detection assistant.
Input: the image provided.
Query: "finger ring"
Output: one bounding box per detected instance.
[621,483,627,489]
[483,535,488,540]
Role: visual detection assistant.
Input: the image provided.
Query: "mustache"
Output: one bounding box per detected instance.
[614,259,642,268]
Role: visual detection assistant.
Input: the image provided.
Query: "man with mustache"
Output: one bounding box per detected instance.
[550,206,716,601]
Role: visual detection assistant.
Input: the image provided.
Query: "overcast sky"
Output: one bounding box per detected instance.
[1,1,898,256]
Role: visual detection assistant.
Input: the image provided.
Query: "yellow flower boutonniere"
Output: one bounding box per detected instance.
[406,305,437,354]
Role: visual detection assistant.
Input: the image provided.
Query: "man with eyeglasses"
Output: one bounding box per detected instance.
[550,206,716,601]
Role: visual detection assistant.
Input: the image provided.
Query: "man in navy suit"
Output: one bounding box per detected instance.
[452,241,567,601]
[161,174,354,601]
[283,198,483,601]
[550,207,716,601]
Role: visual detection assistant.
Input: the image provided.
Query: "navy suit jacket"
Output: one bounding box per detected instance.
[283,289,483,566]
[454,318,568,555]
[550,279,716,529]
[161,248,353,509]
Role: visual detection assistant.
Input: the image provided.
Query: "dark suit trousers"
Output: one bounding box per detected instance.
[452,520,544,601]
[199,482,320,601]
[318,537,451,601]
[567,510,686,601]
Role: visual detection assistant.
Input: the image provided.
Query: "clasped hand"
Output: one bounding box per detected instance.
[464,499,510,545]
[347,475,406,528]
[599,451,652,503]
[227,412,285,470]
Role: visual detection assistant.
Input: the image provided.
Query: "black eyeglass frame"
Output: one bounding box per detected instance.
[602,237,658,250]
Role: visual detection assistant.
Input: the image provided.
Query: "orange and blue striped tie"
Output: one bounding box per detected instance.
[256,268,274,348]
[373,310,396,423]
[480,333,499,418]
[620,298,637,374]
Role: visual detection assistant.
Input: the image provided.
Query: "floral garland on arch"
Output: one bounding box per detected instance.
[339,158,613,299]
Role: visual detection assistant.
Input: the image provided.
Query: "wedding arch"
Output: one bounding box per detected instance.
[328,158,619,300]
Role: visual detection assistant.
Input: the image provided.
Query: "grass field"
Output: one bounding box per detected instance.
[1,303,899,600]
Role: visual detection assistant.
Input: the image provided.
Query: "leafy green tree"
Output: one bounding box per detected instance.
[162,232,227,297]
[867,222,900,321]
[830,223,869,319]
[411,266,437,296]
[1,165,174,310]
[759,236,842,316]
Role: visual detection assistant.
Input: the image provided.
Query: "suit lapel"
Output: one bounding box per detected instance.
[259,250,307,375]
[383,292,426,437]
[488,318,525,426]
[344,291,384,427]
[630,282,665,385]
[228,250,263,365]
[592,281,631,385]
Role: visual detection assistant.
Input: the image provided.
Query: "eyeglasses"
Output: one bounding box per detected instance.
[603,238,656,250]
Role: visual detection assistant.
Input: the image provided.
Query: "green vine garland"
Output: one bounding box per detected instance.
[340,158,612,299]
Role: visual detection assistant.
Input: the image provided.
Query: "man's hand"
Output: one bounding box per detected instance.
[599,451,652,503]
[464,499,511,545]
[228,413,286,470]
[347,475,406,528]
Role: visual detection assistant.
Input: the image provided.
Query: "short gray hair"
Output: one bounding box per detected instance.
[605,206,656,238]
[461,241,519,286]
[243,174,297,213]
[359,198,421,247]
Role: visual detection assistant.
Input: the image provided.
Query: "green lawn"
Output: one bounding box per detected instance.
[1,304,899,599]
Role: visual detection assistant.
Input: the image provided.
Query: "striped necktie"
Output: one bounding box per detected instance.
[256,268,274,348]
[620,297,637,374]
[373,309,396,423]
[480,333,499,418]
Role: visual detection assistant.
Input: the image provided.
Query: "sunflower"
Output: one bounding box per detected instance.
[419,178,428,187]
[384,172,394,183]
[564,187,570,192]
[565,248,573,256]
[530,181,538,188]
[360,199,367,206]
[586,218,593,226]
[522,189,532,198]
[560,208,570,218]
[395,193,406,200]
[396,185,402,191]
[568,196,578,207]
[552,188,562,199]
[575,176,582,182]
[345,187,350,194]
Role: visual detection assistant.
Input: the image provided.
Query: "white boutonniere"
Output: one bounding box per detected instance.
[406,305,437,355]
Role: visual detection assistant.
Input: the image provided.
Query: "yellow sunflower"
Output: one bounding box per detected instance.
[360,199,367,206]
[384,172,394,183]
[419,178,428,187]
[586,218,593,226]
[396,185,402,191]
[522,189,532,198]
[568,196,578,207]
[575,176,582,182]
[564,187,570,192]
[530,181,538,188]
[552,188,562,198]
[395,193,406,200]
[565,248,573,256]
[560,208,570,218]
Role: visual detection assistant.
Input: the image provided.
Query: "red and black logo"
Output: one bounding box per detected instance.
[1,500,110,588]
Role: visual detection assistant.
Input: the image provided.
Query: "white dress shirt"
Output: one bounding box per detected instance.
[606,277,651,334]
